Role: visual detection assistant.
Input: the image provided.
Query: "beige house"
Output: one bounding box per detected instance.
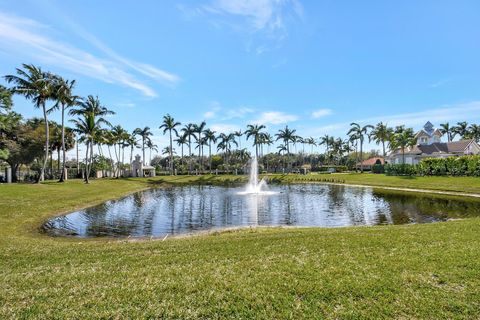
[387,122,480,165]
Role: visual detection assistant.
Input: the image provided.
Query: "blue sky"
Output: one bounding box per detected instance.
[1,0,480,156]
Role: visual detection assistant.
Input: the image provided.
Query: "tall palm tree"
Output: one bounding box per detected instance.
[146,140,158,165]
[217,133,237,170]
[234,130,243,150]
[305,137,317,154]
[193,121,206,171]
[69,96,113,183]
[319,134,332,154]
[453,121,469,140]
[245,124,266,159]
[204,129,217,171]
[390,128,416,164]
[5,64,56,182]
[159,114,181,175]
[370,122,393,158]
[181,123,196,173]
[111,125,129,177]
[439,122,455,142]
[126,133,139,166]
[175,133,188,165]
[50,77,80,182]
[133,126,153,165]
[275,125,296,155]
[347,122,374,172]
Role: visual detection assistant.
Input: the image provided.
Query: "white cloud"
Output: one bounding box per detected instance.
[204,111,216,119]
[210,123,241,133]
[311,108,333,119]
[311,101,480,136]
[0,12,179,97]
[254,111,298,125]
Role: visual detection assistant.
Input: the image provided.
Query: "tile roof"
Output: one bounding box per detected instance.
[391,140,475,156]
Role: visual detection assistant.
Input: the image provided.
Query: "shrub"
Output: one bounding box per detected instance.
[372,164,385,174]
[385,164,417,176]
[418,155,480,177]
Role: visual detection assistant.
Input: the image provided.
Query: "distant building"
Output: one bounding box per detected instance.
[356,157,384,170]
[387,122,480,165]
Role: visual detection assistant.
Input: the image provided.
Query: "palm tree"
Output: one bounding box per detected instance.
[466,124,480,143]
[204,129,217,172]
[50,77,80,182]
[5,64,56,182]
[347,122,373,172]
[453,121,469,140]
[193,121,206,171]
[217,133,237,170]
[159,114,181,175]
[275,125,296,155]
[305,137,317,154]
[234,130,243,150]
[126,133,139,166]
[245,124,266,159]
[181,123,196,173]
[370,122,393,158]
[133,126,153,165]
[439,122,455,142]
[319,134,332,154]
[69,96,113,183]
[174,133,188,165]
[390,128,416,164]
[111,125,128,177]
[146,140,158,165]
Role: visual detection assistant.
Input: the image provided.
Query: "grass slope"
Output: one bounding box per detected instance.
[1,177,480,318]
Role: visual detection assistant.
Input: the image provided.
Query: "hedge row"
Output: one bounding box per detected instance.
[384,155,480,176]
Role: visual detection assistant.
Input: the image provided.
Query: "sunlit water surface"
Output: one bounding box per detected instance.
[42,184,480,237]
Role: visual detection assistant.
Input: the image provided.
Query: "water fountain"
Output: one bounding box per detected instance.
[238,156,276,195]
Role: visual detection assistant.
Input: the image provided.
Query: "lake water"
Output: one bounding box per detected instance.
[42,184,480,238]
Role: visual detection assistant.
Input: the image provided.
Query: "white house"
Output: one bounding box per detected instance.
[387,121,480,165]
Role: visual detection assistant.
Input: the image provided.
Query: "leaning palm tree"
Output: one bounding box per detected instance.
[370,122,393,158]
[204,129,217,172]
[245,124,266,159]
[347,122,374,172]
[133,126,153,165]
[50,77,80,182]
[5,64,56,182]
[439,122,455,142]
[159,114,181,175]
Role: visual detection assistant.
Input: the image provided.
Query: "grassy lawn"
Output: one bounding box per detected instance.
[1,177,480,318]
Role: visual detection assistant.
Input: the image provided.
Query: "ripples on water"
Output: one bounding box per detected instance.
[42,184,480,237]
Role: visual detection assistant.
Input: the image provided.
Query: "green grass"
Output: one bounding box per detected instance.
[1,177,480,318]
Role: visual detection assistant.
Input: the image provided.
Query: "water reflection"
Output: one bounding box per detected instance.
[42,184,480,238]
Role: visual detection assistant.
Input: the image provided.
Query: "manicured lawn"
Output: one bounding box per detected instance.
[1,177,480,318]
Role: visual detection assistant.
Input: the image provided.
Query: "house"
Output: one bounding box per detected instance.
[355,157,385,170]
[387,122,480,165]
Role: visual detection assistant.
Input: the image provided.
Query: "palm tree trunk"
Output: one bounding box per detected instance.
[60,104,66,182]
[76,138,79,177]
[209,143,212,173]
[40,101,48,182]
[188,137,192,174]
[142,138,146,166]
[169,130,173,175]
[382,140,386,159]
[84,141,90,184]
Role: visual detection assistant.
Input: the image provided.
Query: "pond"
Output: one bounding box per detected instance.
[42,184,480,238]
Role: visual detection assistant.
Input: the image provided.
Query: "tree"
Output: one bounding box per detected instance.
[204,129,217,171]
[347,123,373,172]
[0,85,13,112]
[69,95,114,183]
[453,121,469,140]
[5,64,56,182]
[175,133,188,166]
[466,124,480,142]
[133,126,152,166]
[50,77,79,182]
[159,114,181,175]
[146,140,158,165]
[439,122,455,142]
[390,128,416,164]
[275,125,297,155]
[181,123,196,173]
[370,122,393,158]
[245,124,266,159]
[217,133,237,170]
[319,134,333,154]
[234,130,243,150]
[193,121,206,171]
